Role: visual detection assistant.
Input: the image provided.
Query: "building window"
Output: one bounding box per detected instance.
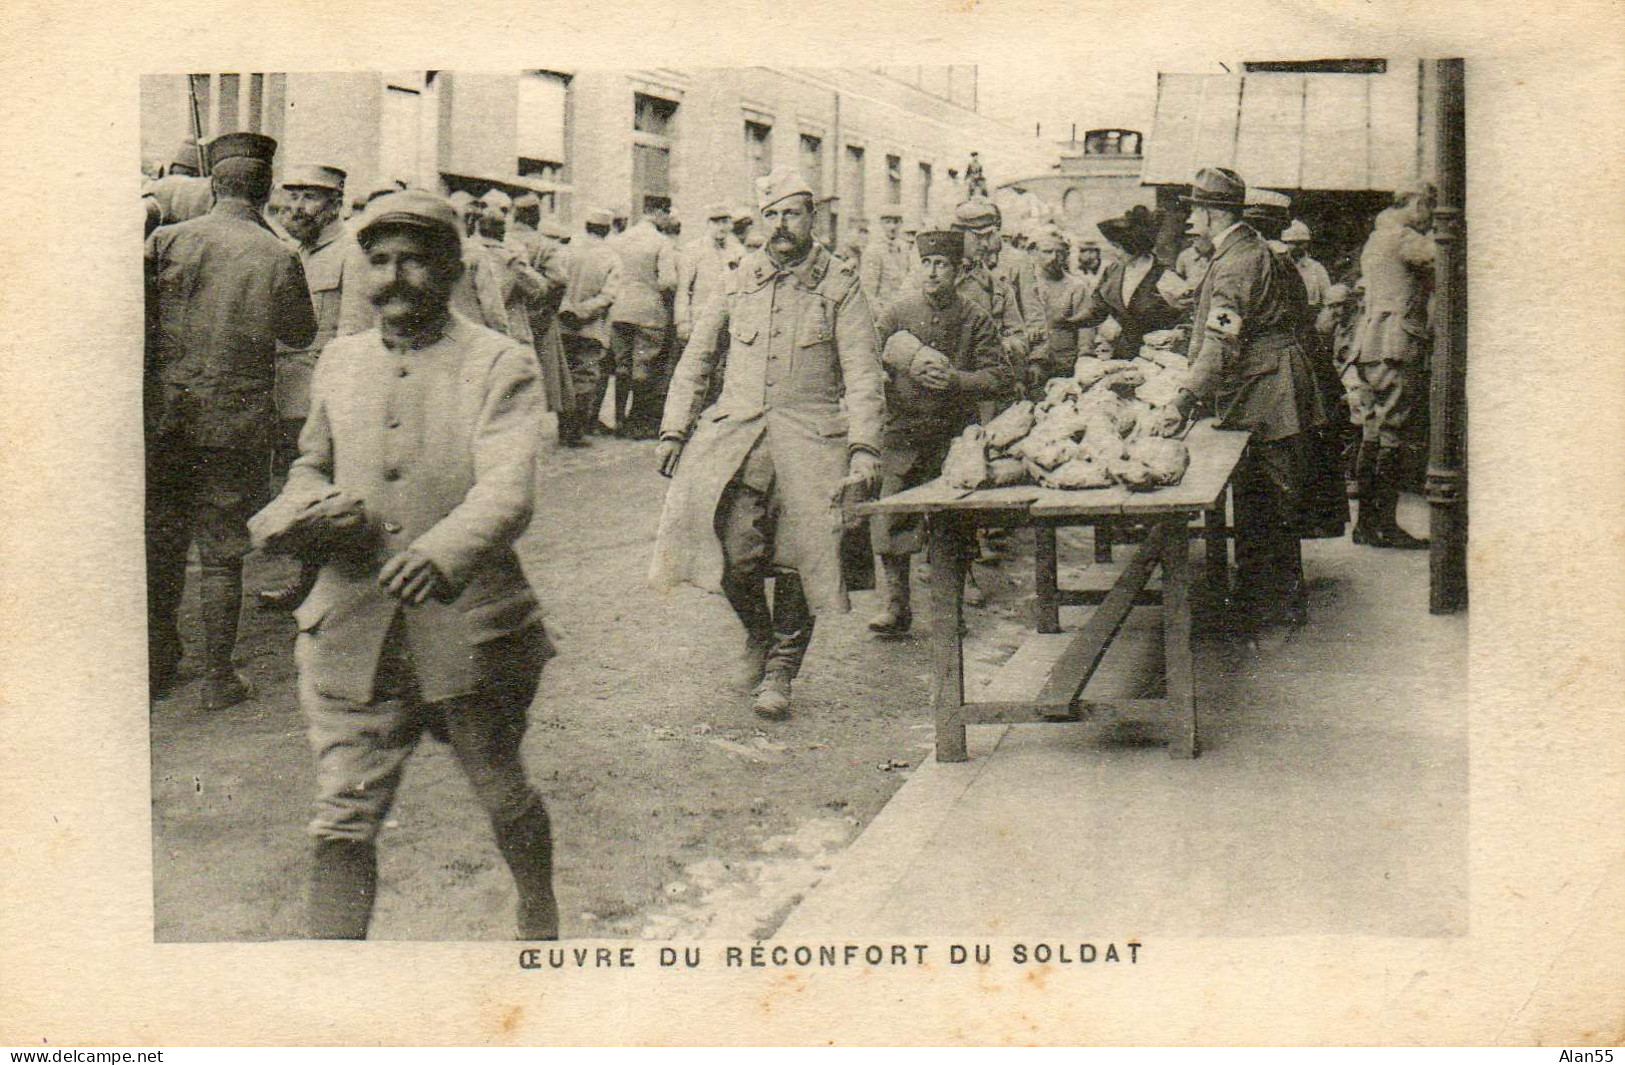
[745,120,773,180]
[799,133,823,195]
[918,162,932,217]
[633,92,678,216]
[634,92,677,135]
[379,85,422,187]
[843,145,866,221]
[519,71,571,188]
[1082,129,1142,156]
[885,154,902,207]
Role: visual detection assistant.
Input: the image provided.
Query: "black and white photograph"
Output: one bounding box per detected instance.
[141,60,1468,944]
[4,0,1623,1047]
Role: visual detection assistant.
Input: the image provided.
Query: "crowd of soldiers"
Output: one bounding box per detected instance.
[143,129,1438,941]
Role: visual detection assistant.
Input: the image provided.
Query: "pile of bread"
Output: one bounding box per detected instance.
[941,352,1194,492]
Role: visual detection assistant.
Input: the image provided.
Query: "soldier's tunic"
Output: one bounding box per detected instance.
[144,199,318,669]
[277,221,364,439]
[1355,210,1435,448]
[1184,221,1328,619]
[869,289,1008,554]
[558,235,623,400]
[954,261,1027,372]
[1028,267,1095,379]
[994,252,1049,365]
[143,173,213,227]
[859,237,913,314]
[675,235,743,340]
[651,243,886,627]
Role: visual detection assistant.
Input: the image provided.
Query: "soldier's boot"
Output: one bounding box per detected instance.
[555,399,582,448]
[612,375,634,438]
[723,573,773,694]
[492,796,559,941]
[586,376,613,436]
[867,554,913,637]
[1373,447,1429,550]
[198,564,251,710]
[308,837,377,940]
[1351,441,1381,546]
[569,395,596,447]
[756,574,815,721]
[258,561,318,612]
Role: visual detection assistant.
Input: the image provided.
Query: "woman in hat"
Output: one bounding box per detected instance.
[1076,204,1185,360]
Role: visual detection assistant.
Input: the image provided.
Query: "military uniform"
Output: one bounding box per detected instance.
[144,134,318,701]
[609,218,680,435]
[652,170,885,711]
[1179,168,1328,626]
[859,219,913,314]
[559,211,624,437]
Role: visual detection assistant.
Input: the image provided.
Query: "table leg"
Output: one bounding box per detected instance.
[1094,520,1114,563]
[930,515,970,763]
[1034,524,1060,634]
[1163,518,1198,759]
[1203,489,1229,607]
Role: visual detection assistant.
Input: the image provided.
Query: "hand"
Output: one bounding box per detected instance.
[378,548,446,606]
[655,438,684,478]
[836,450,883,502]
[910,349,953,391]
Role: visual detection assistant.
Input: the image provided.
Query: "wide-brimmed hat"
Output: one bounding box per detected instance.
[1096,205,1157,248]
[1180,166,1246,209]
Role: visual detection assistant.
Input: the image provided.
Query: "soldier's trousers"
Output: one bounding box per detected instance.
[1354,358,1422,450]
[1231,434,1309,625]
[298,620,548,842]
[714,444,815,679]
[561,334,605,400]
[145,445,265,676]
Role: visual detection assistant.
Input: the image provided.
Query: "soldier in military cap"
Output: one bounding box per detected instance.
[1150,167,1329,634]
[867,229,1009,635]
[143,137,214,227]
[860,208,911,314]
[145,132,318,705]
[1026,226,1096,391]
[261,163,370,610]
[651,167,886,720]
[730,205,756,249]
[448,190,480,238]
[511,191,542,247]
[263,189,558,940]
[560,208,624,443]
[675,203,744,355]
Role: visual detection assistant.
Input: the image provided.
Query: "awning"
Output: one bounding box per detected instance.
[1142,66,1428,192]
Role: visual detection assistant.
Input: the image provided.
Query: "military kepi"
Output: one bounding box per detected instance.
[356,189,463,248]
[281,164,347,191]
[756,166,814,211]
[1181,166,1246,208]
[914,229,965,263]
[206,132,277,173]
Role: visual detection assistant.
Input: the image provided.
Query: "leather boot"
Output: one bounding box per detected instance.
[587,376,612,436]
[199,564,251,710]
[1351,441,1380,546]
[556,399,581,448]
[309,838,377,939]
[569,396,595,447]
[867,554,913,636]
[723,573,773,693]
[753,670,792,721]
[258,561,317,612]
[1374,447,1429,549]
[492,797,559,941]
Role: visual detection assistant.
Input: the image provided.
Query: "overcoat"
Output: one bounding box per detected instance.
[650,244,886,614]
[1357,211,1435,366]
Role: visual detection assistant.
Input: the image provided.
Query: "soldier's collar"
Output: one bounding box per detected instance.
[748,243,829,290]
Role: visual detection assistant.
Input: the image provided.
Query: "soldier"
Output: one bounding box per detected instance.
[1281,220,1332,313]
[1077,205,1185,360]
[143,137,213,228]
[730,205,756,249]
[1074,237,1104,293]
[448,190,480,238]
[1244,187,1293,250]
[1150,167,1330,634]
[560,208,624,443]
[144,132,318,705]
[261,164,369,611]
[1026,226,1095,393]
[859,209,911,313]
[510,191,542,247]
[965,151,988,198]
[867,230,1009,635]
[675,203,744,351]
[262,190,558,940]
[608,208,680,438]
[650,167,885,721]
[950,198,1030,577]
[1351,182,1436,550]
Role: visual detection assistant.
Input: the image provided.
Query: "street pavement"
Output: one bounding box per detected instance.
[781,495,1469,939]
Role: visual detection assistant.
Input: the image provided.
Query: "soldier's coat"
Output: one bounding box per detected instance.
[650,243,886,615]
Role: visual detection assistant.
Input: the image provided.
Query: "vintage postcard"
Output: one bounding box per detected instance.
[1,0,1622,1047]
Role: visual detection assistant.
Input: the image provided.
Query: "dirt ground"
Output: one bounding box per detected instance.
[150,429,1044,942]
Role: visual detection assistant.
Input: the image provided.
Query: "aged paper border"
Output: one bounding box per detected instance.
[2,0,1622,1046]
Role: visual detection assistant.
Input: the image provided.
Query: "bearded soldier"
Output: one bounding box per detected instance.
[650,167,885,721]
